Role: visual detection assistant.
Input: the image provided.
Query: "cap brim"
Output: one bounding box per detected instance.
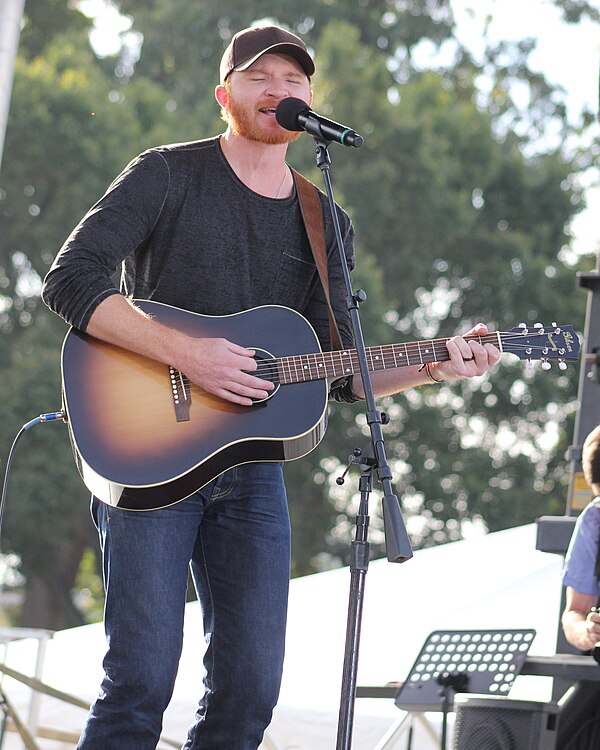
[233,43,315,77]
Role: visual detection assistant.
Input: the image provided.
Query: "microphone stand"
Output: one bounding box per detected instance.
[309,138,414,750]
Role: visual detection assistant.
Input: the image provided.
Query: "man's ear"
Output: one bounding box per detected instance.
[215,84,228,108]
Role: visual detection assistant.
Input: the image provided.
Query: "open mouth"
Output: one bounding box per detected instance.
[258,107,277,116]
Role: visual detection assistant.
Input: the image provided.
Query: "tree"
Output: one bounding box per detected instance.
[0,23,188,627]
[282,18,591,569]
[552,0,600,22]
[0,308,96,627]
[112,0,457,113]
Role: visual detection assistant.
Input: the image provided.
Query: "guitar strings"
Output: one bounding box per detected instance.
[177,330,572,385]
[250,333,569,374]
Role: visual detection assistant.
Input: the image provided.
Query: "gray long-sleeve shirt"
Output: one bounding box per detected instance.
[42,136,358,401]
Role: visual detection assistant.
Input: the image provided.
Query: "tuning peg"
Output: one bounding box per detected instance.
[526,359,536,369]
[541,360,551,371]
[559,361,568,371]
[534,323,543,328]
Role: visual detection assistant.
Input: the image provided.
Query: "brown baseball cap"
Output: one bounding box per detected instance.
[220,25,315,83]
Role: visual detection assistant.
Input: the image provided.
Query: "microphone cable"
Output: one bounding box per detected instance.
[0,411,66,546]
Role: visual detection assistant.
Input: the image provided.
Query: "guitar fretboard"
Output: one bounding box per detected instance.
[275,332,503,385]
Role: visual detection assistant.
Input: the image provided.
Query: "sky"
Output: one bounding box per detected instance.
[80,0,599,255]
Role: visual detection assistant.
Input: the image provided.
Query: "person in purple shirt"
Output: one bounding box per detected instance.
[562,425,600,650]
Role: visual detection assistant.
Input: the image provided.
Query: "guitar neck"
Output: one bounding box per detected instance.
[276,332,503,385]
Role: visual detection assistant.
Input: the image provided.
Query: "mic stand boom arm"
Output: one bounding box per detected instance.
[309,139,413,750]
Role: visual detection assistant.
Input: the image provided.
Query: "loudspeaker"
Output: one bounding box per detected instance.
[453,695,558,750]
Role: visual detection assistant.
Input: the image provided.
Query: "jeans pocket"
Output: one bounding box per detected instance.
[207,466,238,506]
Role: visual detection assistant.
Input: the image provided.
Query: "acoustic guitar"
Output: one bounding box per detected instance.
[60,300,580,510]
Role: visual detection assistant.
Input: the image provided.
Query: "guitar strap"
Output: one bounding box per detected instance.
[292,168,344,352]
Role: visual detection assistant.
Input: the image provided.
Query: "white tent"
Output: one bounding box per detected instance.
[0,523,566,749]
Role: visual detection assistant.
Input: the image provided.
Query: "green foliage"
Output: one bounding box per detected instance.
[0,309,97,627]
[0,33,188,335]
[18,0,92,59]
[278,17,593,571]
[553,0,600,22]
[73,547,105,623]
[112,0,456,109]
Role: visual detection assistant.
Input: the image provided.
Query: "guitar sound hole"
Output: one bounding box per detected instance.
[250,348,280,404]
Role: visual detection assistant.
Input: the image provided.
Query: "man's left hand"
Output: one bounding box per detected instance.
[431,323,502,381]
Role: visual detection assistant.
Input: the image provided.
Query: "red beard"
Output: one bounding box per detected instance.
[226,94,301,145]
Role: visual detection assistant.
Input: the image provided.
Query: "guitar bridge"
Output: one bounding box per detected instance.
[169,366,191,422]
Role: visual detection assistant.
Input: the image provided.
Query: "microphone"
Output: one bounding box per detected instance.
[275,97,364,148]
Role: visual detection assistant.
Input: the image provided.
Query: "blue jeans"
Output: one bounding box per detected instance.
[77,463,290,750]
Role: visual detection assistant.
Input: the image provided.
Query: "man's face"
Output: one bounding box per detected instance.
[221,53,312,145]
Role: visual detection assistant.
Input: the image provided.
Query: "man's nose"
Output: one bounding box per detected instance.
[265,78,291,97]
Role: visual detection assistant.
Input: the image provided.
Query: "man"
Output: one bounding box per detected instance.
[42,24,500,750]
[562,425,600,651]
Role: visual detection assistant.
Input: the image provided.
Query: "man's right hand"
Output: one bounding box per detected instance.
[85,295,274,407]
[180,337,274,406]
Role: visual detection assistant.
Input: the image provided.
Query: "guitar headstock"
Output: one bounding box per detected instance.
[502,323,580,370]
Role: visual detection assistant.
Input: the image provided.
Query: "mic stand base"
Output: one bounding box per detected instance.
[336,470,371,750]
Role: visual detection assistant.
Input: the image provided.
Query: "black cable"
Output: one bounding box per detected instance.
[0,411,65,545]
[561,711,600,750]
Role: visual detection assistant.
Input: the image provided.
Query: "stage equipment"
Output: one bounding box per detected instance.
[275,97,364,147]
[395,629,537,750]
[453,695,558,750]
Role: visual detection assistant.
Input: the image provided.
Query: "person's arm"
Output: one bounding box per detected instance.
[42,151,171,331]
[561,502,600,650]
[43,149,271,406]
[86,295,273,406]
[352,322,502,399]
[316,204,500,401]
[562,588,600,651]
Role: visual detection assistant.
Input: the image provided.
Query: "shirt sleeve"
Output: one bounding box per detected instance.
[562,500,600,596]
[41,150,170,331]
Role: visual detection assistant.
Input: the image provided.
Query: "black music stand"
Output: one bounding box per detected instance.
[395,629,536,750]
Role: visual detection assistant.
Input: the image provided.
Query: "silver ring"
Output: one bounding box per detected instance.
[464,357,474,361]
